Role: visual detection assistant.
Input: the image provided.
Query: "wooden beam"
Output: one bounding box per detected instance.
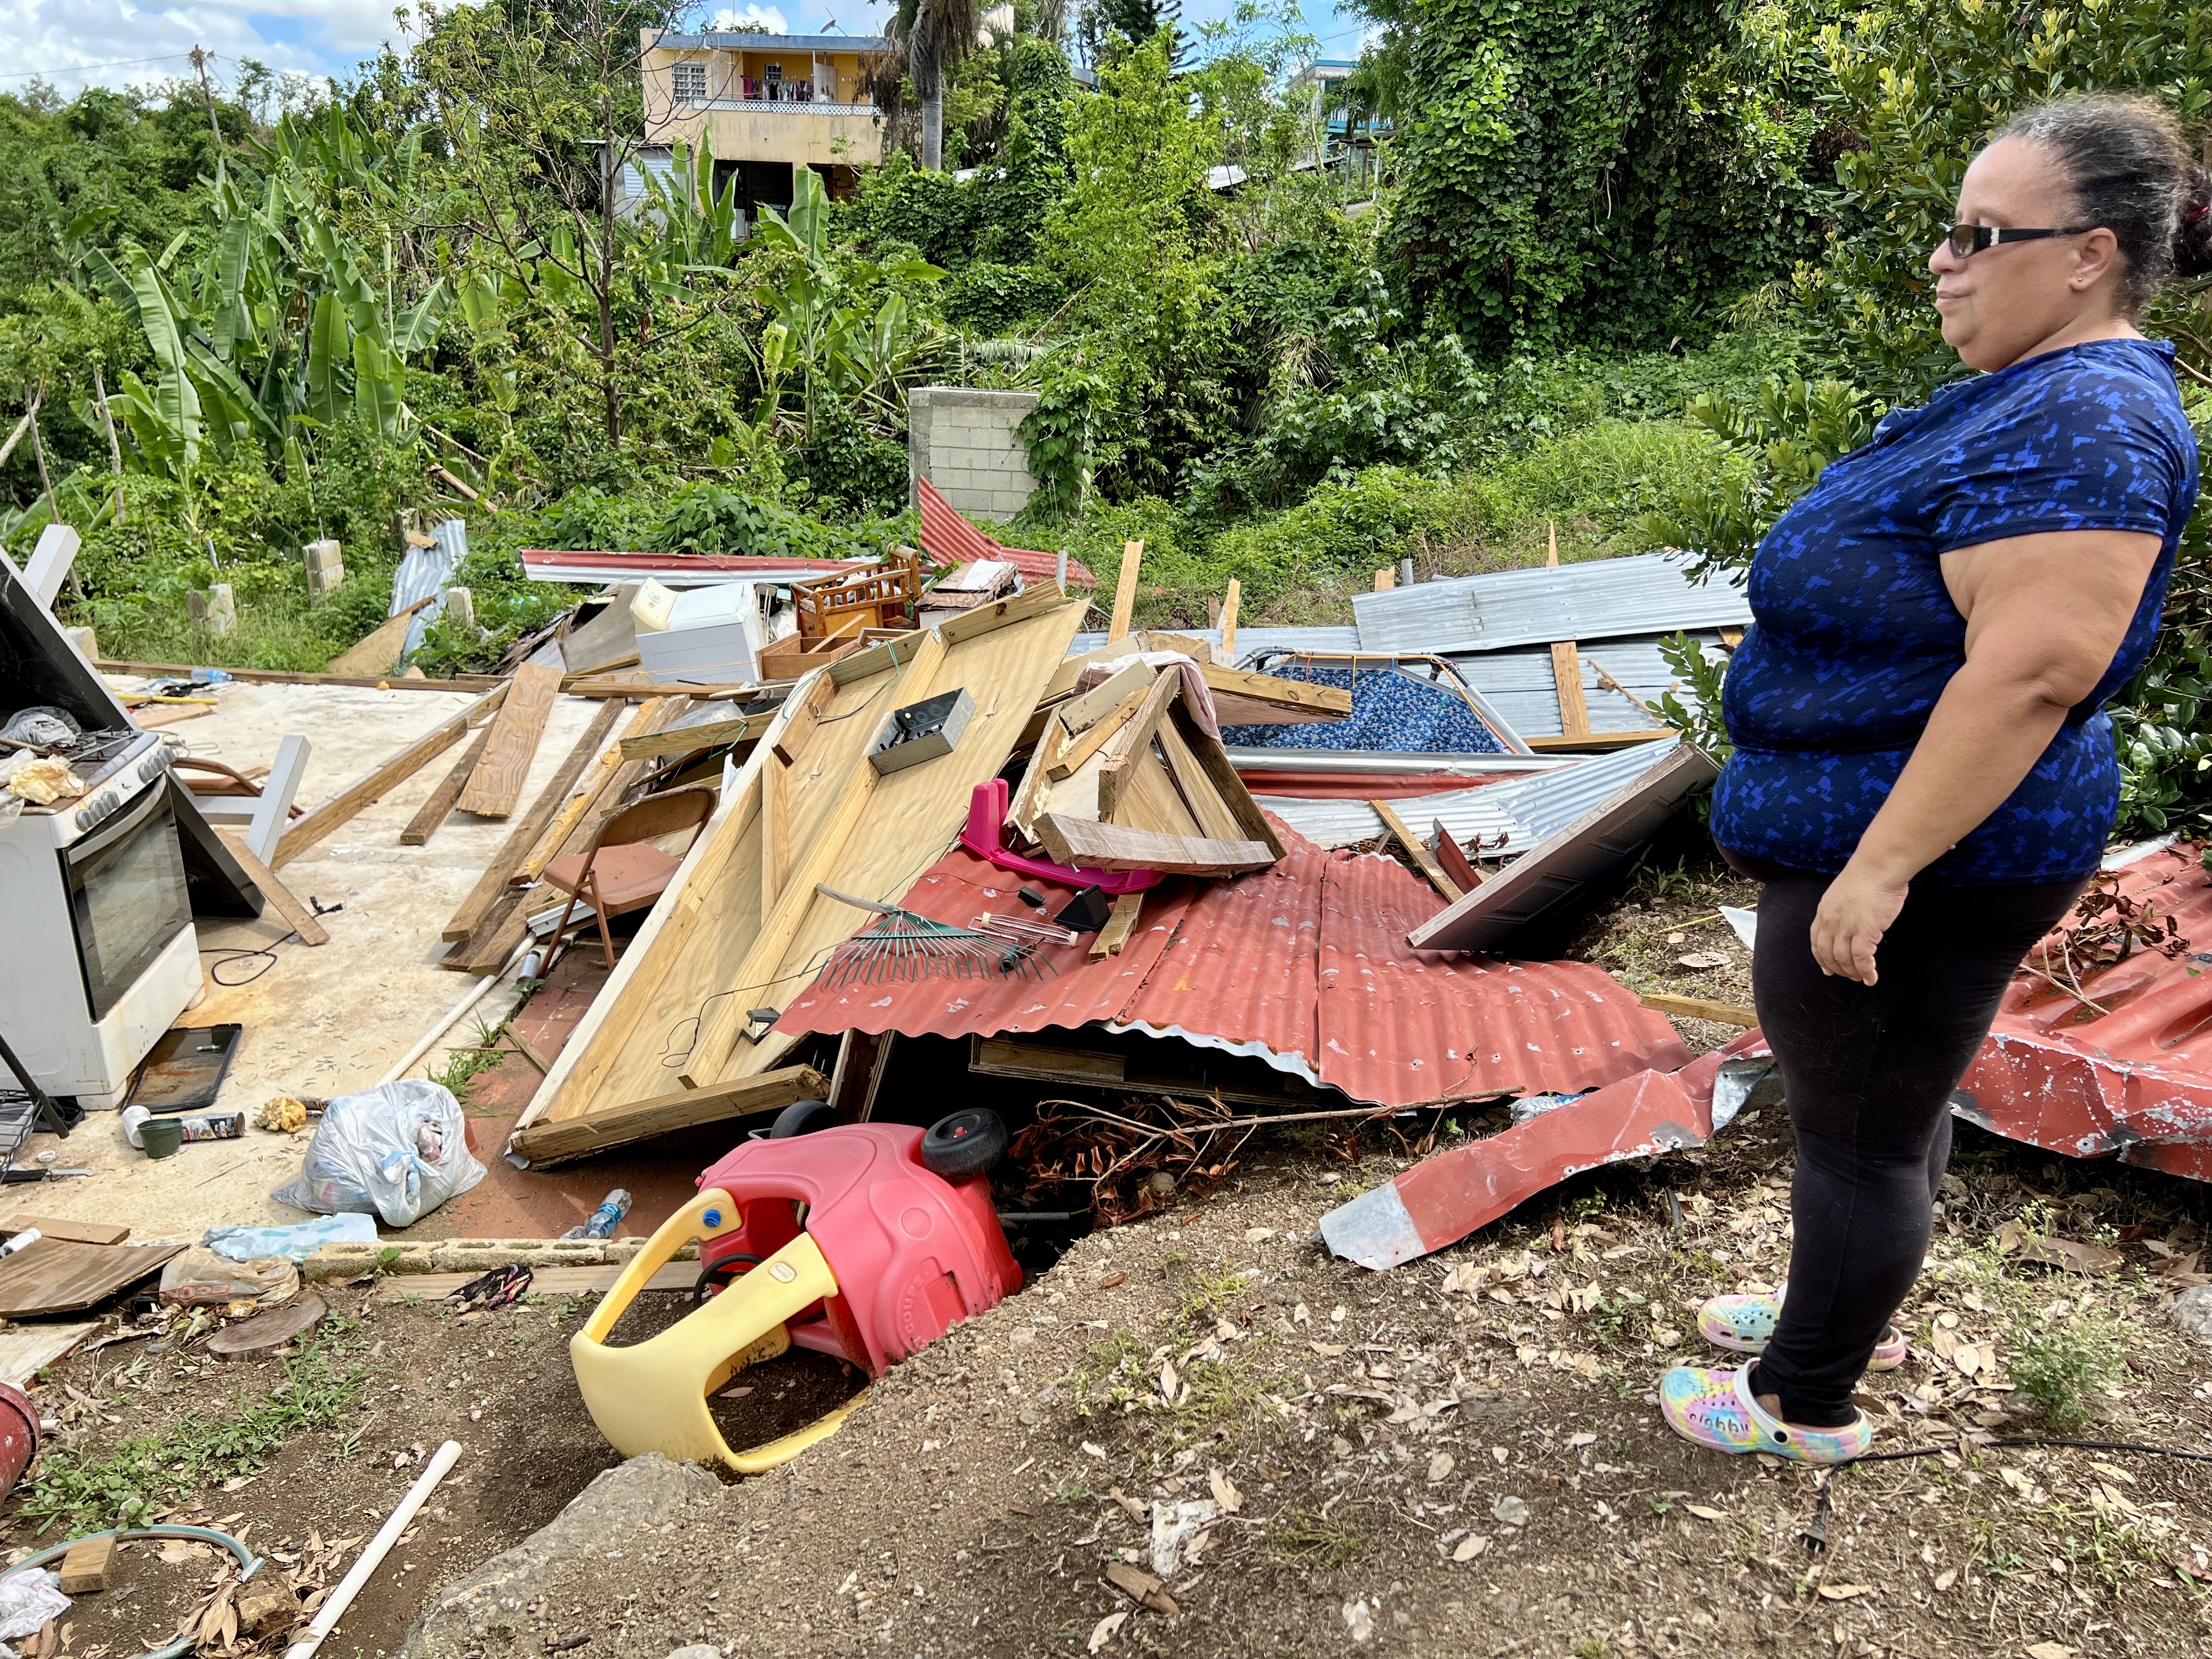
[761,757,786,917]
[97,660,500,695]
[1047,685,1149,780]
[938,582,1072,647]
[1638,991,1758,1028]
[510,699,668,890]
[1155,718,1245,843]
[1159,704,1286,858]
[1220,579,1239,660]
[1550,641,1592,741]
[215,830,330,945]
[1059,660,1155,733]
[1096,667,1182,821]
[771,673,837,766]
[1546,521,1559,567]
[1009,713,1069,834]
[326,596,437,677]
[1373,568,1395,592]
[455,663,563,817]
[1521,729,1679,752]
[1090,890,1144,958]
[441,698,627,941]
[1197,663,1351,723]
[507,1065,829,1166]
[1369,799,1462,902]
[618,709,771,762]
[1108,540,1143,642]
[273,682,510,867]
[0,1216,127,1245]
[400,720,496,847]
[1035,813,1276,875]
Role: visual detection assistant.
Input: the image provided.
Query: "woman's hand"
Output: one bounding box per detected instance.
[1811,861,1912,984]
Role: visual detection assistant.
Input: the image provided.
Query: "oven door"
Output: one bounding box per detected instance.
[62,780,192,1023]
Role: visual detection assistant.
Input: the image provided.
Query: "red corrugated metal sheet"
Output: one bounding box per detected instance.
[774,822,1690,1107]
[918,478,1094,588]
[1961,843,2212,1178]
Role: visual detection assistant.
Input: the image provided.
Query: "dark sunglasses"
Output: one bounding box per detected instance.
[1940,223,2089,258]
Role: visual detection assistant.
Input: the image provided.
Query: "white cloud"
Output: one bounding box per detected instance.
[0,1,400,97]
[708,5,790,32]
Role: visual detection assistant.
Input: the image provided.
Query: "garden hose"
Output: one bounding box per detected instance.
[0,1524,264,1659]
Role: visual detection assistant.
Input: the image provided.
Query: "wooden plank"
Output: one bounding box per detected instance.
[456,663,563,817]
[508,1065,828,1166]
[1155,718,1245,843]
[399,720,496,847]
[1521,729,1678,752]
[565,674,748,698]
[1432,822,1483,894]
[1159,705,1287,859]
[274,683,509,868]
[1090,890,1144,958]
[1220,579,1239,660]
[1196,663,1351,722]
[0,1216,126,1245]
[0,1321,97,1387]
[1550,641,1592,740]
[619,709,771,762]
[938,582,1072,647]
[1107,541,1143,642]
[1035,813,1276,875]
[678,630,951,1087]
[771,673,837,766]
[58,1535,116,1594]
[1009,714,1070,836]
[442,698,628,941]
[1096,667,1183,821]
[326,596,437,677]
[1109,748,1205,839]
[1370,799,1462,902]
[215,830,330,945]
[1047,685,1149,780]
[1059,661,1156,733]
[131,703,214,732]
[0,1240,185,1317]
[373,1261,699,1302]
[98,660,497,695]
[1639,991,1758,1028]
[511,699,667,889]
[761,758,786,917]
[1374,568,1395,592]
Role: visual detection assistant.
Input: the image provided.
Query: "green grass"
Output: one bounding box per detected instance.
[1265,1506,1365,1568]
[18,1334,373,1535]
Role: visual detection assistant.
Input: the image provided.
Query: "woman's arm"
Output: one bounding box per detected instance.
[1809,528,2163,983]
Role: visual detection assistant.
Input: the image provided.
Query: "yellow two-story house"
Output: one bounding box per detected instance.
[635,28,887,221]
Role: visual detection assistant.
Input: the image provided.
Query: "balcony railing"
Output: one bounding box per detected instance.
[676,97,879,117]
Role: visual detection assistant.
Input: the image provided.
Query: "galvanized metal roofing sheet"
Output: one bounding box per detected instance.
[1068,626,1364,658]
[1256,738,1685,851]
[1445,634,1726,738]
[772,826,1690,1108]
[1352,554,1750,655]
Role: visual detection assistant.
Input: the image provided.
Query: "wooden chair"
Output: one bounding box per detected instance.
[543,785,718,968]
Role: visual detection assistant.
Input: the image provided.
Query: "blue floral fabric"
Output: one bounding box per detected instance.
[1712,338,2199,884]
[1223,663,1508,753]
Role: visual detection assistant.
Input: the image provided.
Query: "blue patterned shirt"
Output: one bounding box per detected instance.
[1712,338,2199,884]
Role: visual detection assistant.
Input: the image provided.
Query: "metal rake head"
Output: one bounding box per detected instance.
[813,887,1056,990]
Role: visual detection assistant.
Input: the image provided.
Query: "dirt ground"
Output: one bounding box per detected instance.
[8,852,2210,1659]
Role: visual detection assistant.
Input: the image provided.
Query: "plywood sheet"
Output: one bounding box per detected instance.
[0,1240,185,1317]
[0,1321,97,1386]
[456,664,563,817]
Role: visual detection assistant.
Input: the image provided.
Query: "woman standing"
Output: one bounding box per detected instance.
[1661,95,2209,1462]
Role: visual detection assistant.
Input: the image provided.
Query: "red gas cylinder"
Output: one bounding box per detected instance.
[0,1380,41,1502]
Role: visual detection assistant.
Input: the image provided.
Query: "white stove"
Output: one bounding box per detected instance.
[0,730,201,1107]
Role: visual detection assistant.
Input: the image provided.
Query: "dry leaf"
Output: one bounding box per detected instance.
[1953,1343,1984,1378]
[1207,1468,1242,1514]
[1451,1534,1490,1562]
[1158,1361,1179,1402]
[1087,1611,1127,1654]
[1243,1227,1274,1243]
[1308,1342,1346,1357]
[1933,1567,1958,1591]
[1815,1583,1870,1600]
[1426,1453,1455,1484]
[2025,1645,2076,1659]
[1109,1488,1148,1522]
[1684,1504,1726,1521]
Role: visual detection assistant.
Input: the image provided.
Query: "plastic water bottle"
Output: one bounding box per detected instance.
[563,1189,631,1240]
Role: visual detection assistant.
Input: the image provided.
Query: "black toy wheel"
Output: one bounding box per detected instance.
[920,1108,1007,1177]
[769,1098,838,1138]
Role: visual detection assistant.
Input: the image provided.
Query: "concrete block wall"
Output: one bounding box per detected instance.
[909,386,1040,523]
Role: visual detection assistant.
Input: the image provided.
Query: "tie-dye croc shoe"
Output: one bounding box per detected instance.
[1698,1289,1909,1371]
[1658,1361,1876,1463]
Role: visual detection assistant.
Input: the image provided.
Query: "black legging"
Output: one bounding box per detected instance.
[1729,859,2087,1426]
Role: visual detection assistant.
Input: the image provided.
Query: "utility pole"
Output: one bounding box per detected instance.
[189,46,223,154]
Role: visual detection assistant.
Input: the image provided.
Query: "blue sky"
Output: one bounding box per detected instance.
[0,0,1372,103]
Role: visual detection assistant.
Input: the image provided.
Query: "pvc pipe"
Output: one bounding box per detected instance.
[282,1440,462,1659]
[379,945,528,1086]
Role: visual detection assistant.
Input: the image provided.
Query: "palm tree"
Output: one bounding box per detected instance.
[885,0,982,171]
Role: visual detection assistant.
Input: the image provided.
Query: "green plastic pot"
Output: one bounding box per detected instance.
[139,1116,184,1160]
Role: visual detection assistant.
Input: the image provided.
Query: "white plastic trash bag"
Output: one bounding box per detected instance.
[272,1081,486,1228]
[0,1570,70,1657]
